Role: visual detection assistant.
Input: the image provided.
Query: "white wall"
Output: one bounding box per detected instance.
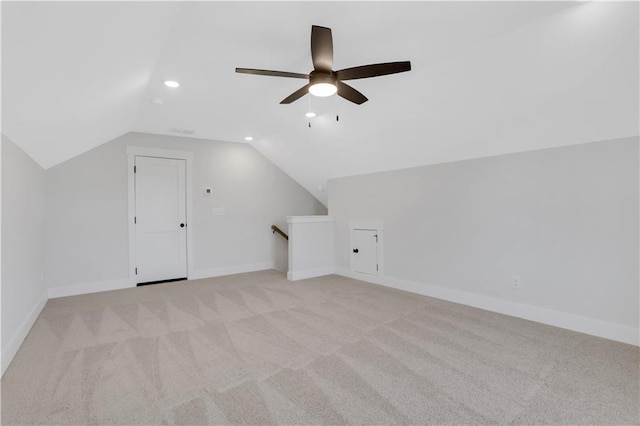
[329,137,639,345]
[287,216,334,281]
[1,135,48,375]
[45,132,326,294]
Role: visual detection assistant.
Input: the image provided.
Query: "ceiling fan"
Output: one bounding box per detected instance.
[236,25,411,105]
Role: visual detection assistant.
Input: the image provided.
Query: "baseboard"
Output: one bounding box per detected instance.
[47,263,276,298]
[48,278,134,299]
[190,262,275,280]
[335,268,639,346]
[272,265,286,273]
[287,266,335,281]
[2,293,47,376]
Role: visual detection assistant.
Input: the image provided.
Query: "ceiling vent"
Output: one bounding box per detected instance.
[169,128,195,135]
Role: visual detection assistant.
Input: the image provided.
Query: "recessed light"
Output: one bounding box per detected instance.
[305,112,316,118]
[244,136,254,141]
[164,80,180,88]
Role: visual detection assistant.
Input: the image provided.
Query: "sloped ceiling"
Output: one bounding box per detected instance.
[3,2,638,205]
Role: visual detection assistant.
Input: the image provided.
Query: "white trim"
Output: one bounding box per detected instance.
[288,222,295,276]
[1,293,47,376]
[287,266,336,281]
[335,268,640,346]
[48,278,134,299]
[189,262,275,280]
[126,146,195,284]
[287,215,334,224]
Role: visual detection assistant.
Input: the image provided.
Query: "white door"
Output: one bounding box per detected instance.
[353,229,378,275]
[135,156,187,283]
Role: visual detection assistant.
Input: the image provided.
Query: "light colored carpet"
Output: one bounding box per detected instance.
[2,270,638,425]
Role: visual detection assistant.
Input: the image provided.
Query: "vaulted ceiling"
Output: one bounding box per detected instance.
[3,2,638,205]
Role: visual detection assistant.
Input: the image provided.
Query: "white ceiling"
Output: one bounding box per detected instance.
[3,1,638,205]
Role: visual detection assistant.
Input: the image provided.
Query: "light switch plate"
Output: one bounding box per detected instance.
[511,275,521,289]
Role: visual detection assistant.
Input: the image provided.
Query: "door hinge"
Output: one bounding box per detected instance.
[135,267,138,275]
[376,264,379,271]
[134,165,136,173]
[374,234,378,243]
[134,216,137,224]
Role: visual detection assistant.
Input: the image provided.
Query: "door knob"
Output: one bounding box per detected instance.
[180,223,185,228]
[353,248,359,253]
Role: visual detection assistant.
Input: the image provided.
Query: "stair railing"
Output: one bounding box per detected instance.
[271,225,289,241]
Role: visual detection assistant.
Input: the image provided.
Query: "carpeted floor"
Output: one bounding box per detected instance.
[2,270,638,425]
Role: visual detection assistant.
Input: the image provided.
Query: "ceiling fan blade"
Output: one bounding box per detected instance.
[236,68,309,79]
[280,84,310,104]
[337,82,368,105]
[336,61,411,81]
[311,25,333,72]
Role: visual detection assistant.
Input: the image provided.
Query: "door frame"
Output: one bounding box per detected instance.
[348,220,384,277]
[127,146,194,283]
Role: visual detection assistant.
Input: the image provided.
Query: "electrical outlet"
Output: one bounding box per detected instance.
[511,275,521,289]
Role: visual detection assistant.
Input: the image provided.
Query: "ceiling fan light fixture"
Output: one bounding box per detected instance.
[305,111,317,118]
[309,82,337,97]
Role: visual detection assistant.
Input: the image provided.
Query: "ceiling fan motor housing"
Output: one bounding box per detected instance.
[309,70,337,86]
